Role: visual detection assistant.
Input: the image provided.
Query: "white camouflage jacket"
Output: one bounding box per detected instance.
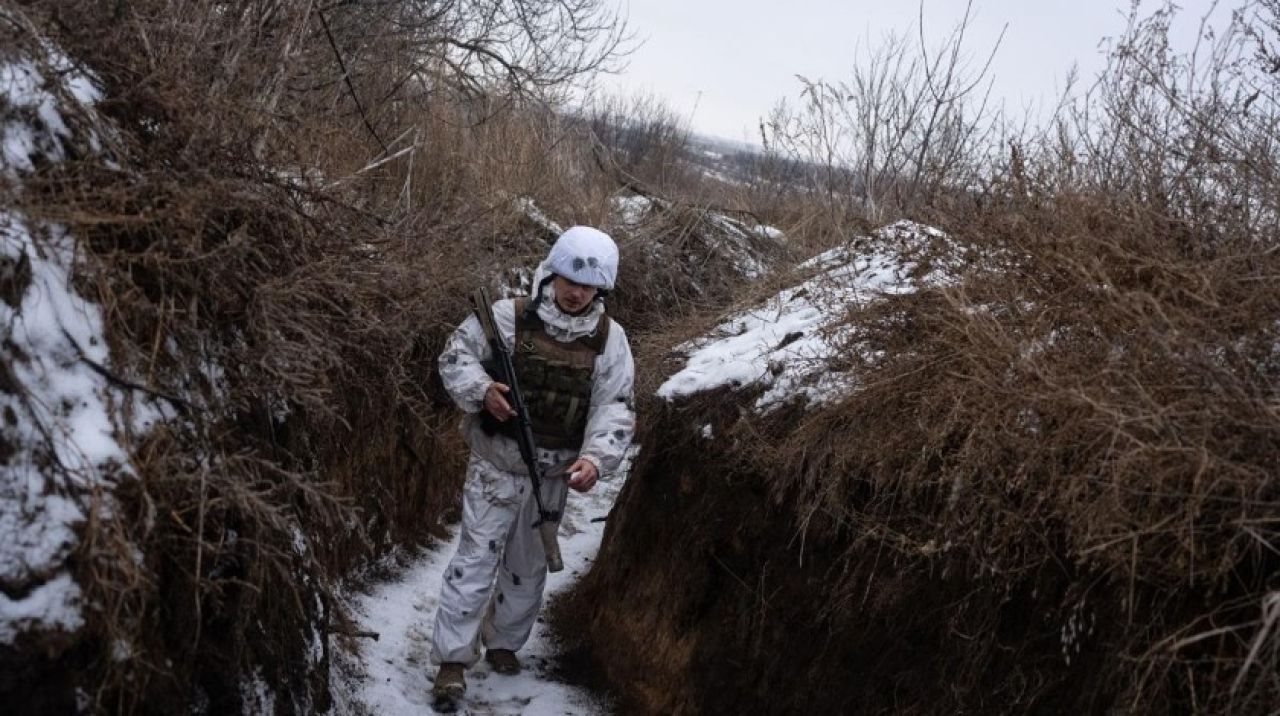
[438,270,636,477]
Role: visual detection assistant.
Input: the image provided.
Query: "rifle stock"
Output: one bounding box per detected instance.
[470,288,565,573]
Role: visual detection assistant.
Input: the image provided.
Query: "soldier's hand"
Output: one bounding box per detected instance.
[566,458,598,493]
[484,382,517,421]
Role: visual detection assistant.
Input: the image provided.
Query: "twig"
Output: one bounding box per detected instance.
[325,144,419,189]
[316,8,388,153]
[327,625,380,640]
[62,329,193,415]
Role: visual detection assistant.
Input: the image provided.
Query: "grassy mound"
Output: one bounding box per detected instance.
[562,194,1280,714]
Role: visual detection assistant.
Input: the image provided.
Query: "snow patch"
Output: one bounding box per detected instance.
[239,667,278,715]
[0,41,132,648]
[516,197,564,237]
[611,194,653,227]
[0,53,100,177]
[610,194,779,280]
[657,221,961,412]
[752,224,785,241]
[700,166,748,187]
[701,211,767,279]
[500,266,535,299]
[0,573,84,643]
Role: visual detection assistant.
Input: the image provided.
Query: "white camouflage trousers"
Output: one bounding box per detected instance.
[430,451,569,666]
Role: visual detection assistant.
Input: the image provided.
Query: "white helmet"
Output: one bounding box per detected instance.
[545,226,619,290]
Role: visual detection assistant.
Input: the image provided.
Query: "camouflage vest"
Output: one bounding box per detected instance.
[486,298,610,450]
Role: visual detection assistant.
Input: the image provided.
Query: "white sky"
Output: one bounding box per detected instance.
[592,0,1228,144]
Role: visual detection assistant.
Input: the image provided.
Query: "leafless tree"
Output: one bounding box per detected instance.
[577,92,694,193]
[760,0,1002,225]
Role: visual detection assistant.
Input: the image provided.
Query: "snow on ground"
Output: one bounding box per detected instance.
[0,217,117,643]
[657,220,961,412]
[334,451,635,715]
[0,39,143,646]
[699,166,748,188]
[516,197,565,238]
[752,224,785,242]
[700,211,768,279]
[610,195,653,228]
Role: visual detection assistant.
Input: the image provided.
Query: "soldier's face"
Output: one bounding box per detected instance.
[552,275,598,315]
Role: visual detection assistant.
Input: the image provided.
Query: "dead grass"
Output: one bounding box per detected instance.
[761,190,1280,711]
[568,197,1280,711]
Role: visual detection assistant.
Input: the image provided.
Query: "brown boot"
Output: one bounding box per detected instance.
[432,662,466,700]
[485,648,521,675]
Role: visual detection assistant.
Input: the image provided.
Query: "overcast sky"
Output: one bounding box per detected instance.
[591,0,1227,144]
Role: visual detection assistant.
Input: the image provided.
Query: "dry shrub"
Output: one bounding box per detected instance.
[611,204,777,318]
[764,192,1280,712]
[40,99,461,715]
[570,200,1280,715]
[759,1,1001,232]
[579,93,698,196]
[5,0,633,712]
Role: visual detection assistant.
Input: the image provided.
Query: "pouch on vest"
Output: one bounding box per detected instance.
[475,297,609,451]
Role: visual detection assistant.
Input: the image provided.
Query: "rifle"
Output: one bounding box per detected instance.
[469,287,565,573]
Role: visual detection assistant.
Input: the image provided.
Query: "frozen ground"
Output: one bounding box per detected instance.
[334,458,631,715]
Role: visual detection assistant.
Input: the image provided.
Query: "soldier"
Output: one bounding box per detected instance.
[430,226,636,703]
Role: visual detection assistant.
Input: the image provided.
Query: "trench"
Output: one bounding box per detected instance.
[333,458,631,715]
